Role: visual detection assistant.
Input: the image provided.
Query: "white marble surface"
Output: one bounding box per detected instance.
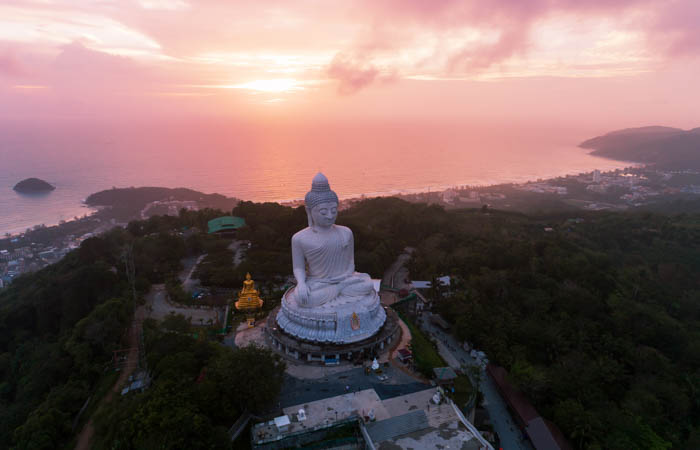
[276,173,386,343]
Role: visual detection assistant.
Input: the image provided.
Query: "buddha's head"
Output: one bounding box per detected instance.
[305,173,339,230]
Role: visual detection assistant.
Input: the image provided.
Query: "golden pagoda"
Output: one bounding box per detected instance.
[235,273,264,311]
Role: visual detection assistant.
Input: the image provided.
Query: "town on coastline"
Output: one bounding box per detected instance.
[3,165,699,288]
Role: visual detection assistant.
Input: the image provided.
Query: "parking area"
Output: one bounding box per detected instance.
[277,365,429,409]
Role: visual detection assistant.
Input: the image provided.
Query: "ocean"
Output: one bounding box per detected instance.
[0,119,629,236]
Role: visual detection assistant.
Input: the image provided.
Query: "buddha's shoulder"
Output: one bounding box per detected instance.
[292,227,313,243]
[292,225,352,243]
[334,225,352,236]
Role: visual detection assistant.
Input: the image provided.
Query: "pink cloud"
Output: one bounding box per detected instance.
[327,53,380,95]
[323,0,700,92]
[50,41,155,90]
[0,49,24,78]
[1,0,699,124]
[651,0,700,56]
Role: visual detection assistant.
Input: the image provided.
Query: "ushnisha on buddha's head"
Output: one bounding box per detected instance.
[304,173,339,230]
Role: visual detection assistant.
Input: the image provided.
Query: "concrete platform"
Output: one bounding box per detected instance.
[266,306,400,365]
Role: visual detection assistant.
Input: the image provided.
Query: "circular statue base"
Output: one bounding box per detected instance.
[266,305,400,365]
[276,285,386,344]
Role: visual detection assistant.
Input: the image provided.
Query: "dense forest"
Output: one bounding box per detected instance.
[0,218,195,448]
[0,208,260,449]
[2,197,699,448]
[232,198,700,448]
[92,323,284,449]
[400,203,700,449]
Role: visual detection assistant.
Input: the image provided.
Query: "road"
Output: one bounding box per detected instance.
[147,284,219,325]
[419,313,533,450]
[228,240,246,266]
[179,254,206,292]
[381,248,414,290]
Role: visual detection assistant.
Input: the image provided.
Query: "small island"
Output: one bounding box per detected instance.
[13,178,56,193]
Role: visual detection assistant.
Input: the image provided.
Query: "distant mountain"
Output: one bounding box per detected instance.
[579,126,700,169]
[13,177,55,193]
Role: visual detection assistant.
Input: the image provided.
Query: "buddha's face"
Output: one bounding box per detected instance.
[310,201,338,228]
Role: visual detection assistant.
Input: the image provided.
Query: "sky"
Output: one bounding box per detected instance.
[1,0,699,131]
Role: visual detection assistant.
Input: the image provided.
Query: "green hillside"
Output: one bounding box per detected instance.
[2,198,700,448]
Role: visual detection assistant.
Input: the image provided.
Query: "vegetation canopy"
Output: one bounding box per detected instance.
[2,197,699,449]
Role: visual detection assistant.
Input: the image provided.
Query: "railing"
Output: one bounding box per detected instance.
[229,411,252,442]
[450,398,495,450]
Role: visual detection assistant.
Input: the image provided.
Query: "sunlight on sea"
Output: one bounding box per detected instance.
[0,121,629,235]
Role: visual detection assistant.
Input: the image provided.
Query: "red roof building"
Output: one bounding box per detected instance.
[487,364,572,450]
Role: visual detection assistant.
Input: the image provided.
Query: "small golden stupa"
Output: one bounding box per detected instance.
[235,273,264,311]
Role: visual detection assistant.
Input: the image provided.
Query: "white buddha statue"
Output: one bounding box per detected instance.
[276,173,386,344]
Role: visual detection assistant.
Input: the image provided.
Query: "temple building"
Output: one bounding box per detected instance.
[208,215,245,235]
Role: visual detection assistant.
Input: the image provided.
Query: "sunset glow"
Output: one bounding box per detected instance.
[230,79,304,93]
[0,0,698,127]
[3,4,700,450]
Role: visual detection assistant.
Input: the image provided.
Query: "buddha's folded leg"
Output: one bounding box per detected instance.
[338,273,375,297]
[305,281,340,307]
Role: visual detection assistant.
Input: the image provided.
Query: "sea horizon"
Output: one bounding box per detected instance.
[0,119,632,236]
[1,157,630,238]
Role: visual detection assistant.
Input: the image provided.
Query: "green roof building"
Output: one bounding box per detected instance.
[208,216,245,234]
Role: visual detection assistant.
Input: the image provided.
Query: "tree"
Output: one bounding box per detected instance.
[161,313,191,334]
[205,344,286,413]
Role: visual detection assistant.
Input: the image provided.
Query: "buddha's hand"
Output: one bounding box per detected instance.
[296,282,311,305]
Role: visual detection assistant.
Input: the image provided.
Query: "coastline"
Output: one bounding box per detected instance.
[1,204,98,239]
[1,163,636,242]
[279,163,641,207]
[4,162,700,287]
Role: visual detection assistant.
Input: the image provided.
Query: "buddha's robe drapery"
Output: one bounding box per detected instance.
[290,225,375,307]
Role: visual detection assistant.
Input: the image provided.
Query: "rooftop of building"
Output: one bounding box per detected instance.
[207,216,245,234]
[252,386,493,449]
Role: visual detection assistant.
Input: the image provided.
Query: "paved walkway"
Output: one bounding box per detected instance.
[419,314,533,450]
[234,321,266,347]
[285,362,353,380]
[380,316,408,363]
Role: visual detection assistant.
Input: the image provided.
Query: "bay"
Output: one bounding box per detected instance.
[0,119,629,236]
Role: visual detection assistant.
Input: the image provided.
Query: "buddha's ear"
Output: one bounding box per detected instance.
[305,207,314,229]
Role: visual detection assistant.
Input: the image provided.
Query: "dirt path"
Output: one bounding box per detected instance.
[74,304,146,450]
